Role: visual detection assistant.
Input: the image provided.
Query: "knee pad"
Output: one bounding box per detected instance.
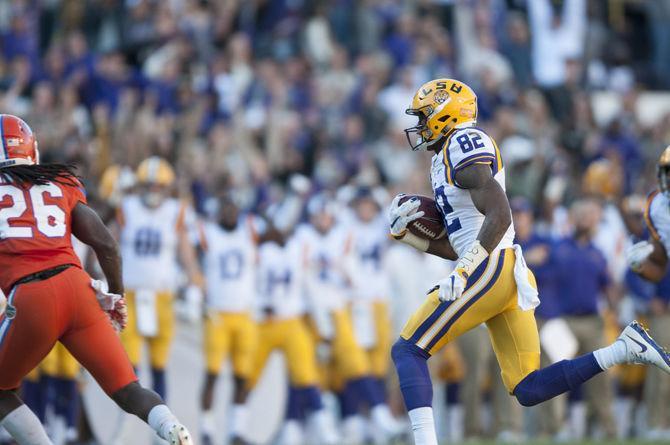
[391,338,411,365]
[391,338,429,366]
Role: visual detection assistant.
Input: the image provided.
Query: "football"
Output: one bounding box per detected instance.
[398,194,447,240]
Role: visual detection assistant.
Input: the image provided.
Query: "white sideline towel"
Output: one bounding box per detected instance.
[136,289,158,337]
[512,244,541,311]
[352,300,377,349]
[540,318,578,362]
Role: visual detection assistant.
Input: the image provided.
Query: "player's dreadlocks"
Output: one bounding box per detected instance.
[0,163,81,188]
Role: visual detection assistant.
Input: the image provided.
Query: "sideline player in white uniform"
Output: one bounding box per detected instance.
[345,189,408,442]
[348,190,393,387]
[199,196,257,445]
[118,157,202,400]
[250,223,338,445]
[389,78,670,445]
[299,195,402,444]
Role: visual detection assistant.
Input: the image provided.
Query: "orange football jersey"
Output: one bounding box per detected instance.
[0,179,86,291]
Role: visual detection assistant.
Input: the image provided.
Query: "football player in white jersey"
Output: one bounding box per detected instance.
[629,146,670,282]
[250,223,338,445]
[627,146,670,440]
[299,195,403,444]
[348,190,393,388]
[199,196,257,445]
[389,78,670,445]
[345,189,408,442]
[118,157,202,401]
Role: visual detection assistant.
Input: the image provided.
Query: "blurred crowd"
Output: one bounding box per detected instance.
[3,0,670,443]
[2,0,670,206]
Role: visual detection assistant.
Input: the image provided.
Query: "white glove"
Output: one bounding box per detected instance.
[626,240,654,272]
[437,270,468,302]
[436,240,489,302]
[91,279,127,331]
[388,194,423,238]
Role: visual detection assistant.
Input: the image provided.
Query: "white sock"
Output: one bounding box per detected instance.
[66,426,78,441]
[342,415,365,444]
[446,404,464,443]
[310,408,339,444]
[230,404,248,437]
[593,339,627,370]
[613,397,632,439]
[278,420,303,445]
[201,410,214,436]
[371,404,397,432]
[569,402,586,440]
[147,404,178,440]
[408,407,438,445]
[1,405,53,445]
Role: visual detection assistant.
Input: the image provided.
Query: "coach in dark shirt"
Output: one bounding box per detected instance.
[552,198,616,437]
[512,197,563,436]
[554,237,610,316]
[511,197,561,320]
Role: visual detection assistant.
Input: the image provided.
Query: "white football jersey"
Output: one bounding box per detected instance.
[645,190,670,254]
[297,223,351,312]
[593,203,628,284]
[430,126,515,257]
[349,215,391,301]
[119,195,191,291]
[256,238,305,320]
[201,219,256,313]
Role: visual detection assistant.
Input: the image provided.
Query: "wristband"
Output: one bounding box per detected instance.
[397,232,429,252]
[455,240,489,277]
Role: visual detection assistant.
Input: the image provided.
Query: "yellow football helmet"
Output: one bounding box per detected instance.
[99,164,136,206]
[582,159,622,199]
[99,164,121,201]
[658,145,670,197]
[136,156,175,186]
[405,78,478,151]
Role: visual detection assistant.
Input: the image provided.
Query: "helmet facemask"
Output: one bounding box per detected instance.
[404,106,434,151]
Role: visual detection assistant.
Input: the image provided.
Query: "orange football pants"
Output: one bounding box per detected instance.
[0,266,137,395]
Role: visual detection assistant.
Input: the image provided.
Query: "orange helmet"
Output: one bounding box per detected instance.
[0,114,39,168]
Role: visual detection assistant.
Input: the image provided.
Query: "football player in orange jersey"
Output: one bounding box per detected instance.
[0,115,192,445]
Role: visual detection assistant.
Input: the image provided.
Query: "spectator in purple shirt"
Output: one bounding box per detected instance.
[552,197,616,438]
[512,197,564,437]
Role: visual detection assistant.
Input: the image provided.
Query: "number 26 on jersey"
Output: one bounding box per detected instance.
[0,183,67,238]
